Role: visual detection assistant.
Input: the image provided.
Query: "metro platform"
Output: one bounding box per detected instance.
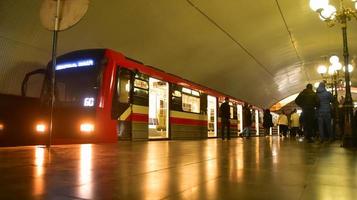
[0,137,356,200]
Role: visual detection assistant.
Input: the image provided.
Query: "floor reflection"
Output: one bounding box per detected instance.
[33,146,45,195]
[2,137,357,199]
[236,141,244,180]
[269,136,280,166]
[204,140,218,198]
[255,138,260,170]
[144,142,169,200]
[77,144,93,199]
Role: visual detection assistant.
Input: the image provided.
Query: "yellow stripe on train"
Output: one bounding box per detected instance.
[118,105,149,121]
[132,105,148,114]
[119,106,131,121]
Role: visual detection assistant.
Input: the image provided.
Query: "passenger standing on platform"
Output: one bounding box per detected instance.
[219,97,231,140]
[295,84,319,143]
[263,109,273,136]
[277,111,288,137]
[290,109,300,137]
[316,82,333,142]
[242,104,252,138]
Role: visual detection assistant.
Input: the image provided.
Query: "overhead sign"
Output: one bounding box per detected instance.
[40,0,90,31]
[56,59,94,71]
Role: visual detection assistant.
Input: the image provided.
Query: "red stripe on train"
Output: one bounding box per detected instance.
[128,114,208,126]
[130,113,148,122]
[170,117,207,126]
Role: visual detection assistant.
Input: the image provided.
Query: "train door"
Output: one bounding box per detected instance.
[148,78,169,139]
[207,95,217,137]
[237,104,243,133]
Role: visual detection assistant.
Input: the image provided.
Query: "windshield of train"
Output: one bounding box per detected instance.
[55,58,102,107]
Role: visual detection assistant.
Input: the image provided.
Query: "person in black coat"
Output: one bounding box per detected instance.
[242,103,252,137]
[263,109,273,136]
[219,97,231,140]
[295,84,319,143]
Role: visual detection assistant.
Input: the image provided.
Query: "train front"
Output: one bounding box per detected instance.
[50,49,114,144]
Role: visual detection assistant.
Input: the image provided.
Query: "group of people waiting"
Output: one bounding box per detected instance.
[295,82,336,143]
[219,81,339,143]
[271,82,337,143]
[275,109,303,138]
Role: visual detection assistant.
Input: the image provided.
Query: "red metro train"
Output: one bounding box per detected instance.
[7,49,265,145]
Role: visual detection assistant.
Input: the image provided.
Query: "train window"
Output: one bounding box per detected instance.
[171,96,182,111]
[117,70,131,104]
[134,88,148,98]
[172,90,182,97]
[133,88,149,106]
[111,68,132,119]
[182,87,200,96]
[134,72,149,81]
[55,62,99,106]
[170,84,183,111]
[182,87,192,94]
[182,94,200,113]
[132,77,149,106]
[134,79,149,90]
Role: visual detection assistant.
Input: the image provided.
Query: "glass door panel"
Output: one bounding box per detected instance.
[237,104,243,133]
[255,110,259,135]
[148,78,169,139]
[207,95,217,137]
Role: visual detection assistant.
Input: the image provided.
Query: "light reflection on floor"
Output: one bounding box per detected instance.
[33,146,45,195]
[78,144,93,199]
[0,137,356,199]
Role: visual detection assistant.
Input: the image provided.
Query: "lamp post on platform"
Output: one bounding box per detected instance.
[310,0,357,147]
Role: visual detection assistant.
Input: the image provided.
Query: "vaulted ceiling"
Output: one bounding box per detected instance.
[0,0,356,108]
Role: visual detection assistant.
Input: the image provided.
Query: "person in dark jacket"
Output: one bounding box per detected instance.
[220,97,231,140]
[316,82,333,142]
[263,109,273,136]
[242,104,252,137]
[295,84,319,143]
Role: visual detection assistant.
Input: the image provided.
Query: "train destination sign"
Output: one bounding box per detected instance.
[56,59,94,71]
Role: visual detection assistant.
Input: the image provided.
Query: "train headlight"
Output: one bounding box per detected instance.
[80,123,95,133]
[0,123,4,131]
[35,123,47,133]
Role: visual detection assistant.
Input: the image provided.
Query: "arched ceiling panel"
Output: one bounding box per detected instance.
[0,0,356,108]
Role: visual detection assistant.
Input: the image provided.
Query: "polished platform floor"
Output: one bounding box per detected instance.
[0,137,356,200]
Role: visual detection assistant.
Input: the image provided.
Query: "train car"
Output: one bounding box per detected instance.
[13,49,263,144]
